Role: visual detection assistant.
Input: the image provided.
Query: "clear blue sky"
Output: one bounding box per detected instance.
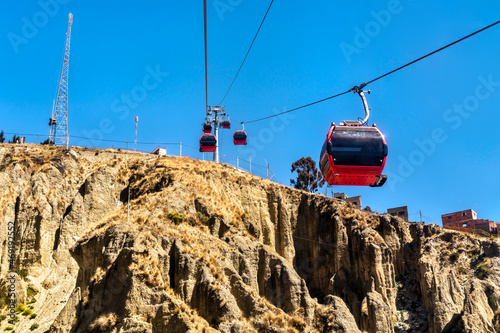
[1,1,499,225]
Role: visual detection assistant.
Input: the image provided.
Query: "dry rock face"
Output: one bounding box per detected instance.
[0,144,499,332]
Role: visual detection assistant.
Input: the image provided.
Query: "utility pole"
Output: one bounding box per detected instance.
[264,160,270,180]
[419,210,422,222]
[134,116,138,151]
[49,13,73,147]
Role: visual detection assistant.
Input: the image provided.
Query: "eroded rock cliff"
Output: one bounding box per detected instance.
[0,144,499,332]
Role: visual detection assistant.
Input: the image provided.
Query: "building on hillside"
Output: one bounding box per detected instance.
[151,146,167,156]
[333,192,361,210]
[442,209,477,225]
[387,206,409,222]
[441,209,498,234]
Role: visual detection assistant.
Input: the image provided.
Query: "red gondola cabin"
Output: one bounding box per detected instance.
[200,134,217,152]
[203,123,212,133]
[221,120,231,129]
[233,130,247,145]
[319,124,387,187]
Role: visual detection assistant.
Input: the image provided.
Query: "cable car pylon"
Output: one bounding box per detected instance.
[199,106,226,162]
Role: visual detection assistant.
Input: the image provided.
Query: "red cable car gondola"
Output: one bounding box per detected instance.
[221,120,231,129]
[233,130,247,145]
[319,89,388,187]
[203,123,212,133]
[200,134,217,152]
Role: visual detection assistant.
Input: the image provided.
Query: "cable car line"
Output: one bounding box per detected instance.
[218,0,275,105]
[363,18,500,87]
[204,0,209,108]
[245,90,352,124]
[242,19,500,125]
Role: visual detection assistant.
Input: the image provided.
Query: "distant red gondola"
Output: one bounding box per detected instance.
[200,134,217,152]
[319,88,388,187]
[203,123,212,133]
[233,130,247,145]
[221,120,231,129]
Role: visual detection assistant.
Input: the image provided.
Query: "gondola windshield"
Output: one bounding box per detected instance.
[330,129,386,166]
[234,132,246,141]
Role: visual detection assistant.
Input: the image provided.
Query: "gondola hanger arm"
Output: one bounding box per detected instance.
[342,83,371,126]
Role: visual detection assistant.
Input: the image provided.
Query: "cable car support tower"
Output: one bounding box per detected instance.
[206,105,225,162]
[49,13,73,148]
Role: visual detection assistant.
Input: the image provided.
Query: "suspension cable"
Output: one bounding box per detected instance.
[364,19,500,86]
[204,0,209,108]
[218,0,274,105]
[242,19,500,124]
[245,90,351,124]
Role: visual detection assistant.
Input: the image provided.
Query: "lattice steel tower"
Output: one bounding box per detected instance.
[49,13,73,147]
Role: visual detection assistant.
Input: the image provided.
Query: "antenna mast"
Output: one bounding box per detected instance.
[49,13,73,147]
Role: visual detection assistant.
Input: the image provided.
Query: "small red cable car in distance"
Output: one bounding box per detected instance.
[221,120,231,129]
[319,88,388,187]
[203,123,212,133]
[233,130,247,145]
[200,134,217,152]
[233,122,247,145]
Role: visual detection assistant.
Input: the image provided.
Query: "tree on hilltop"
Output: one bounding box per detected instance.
[8,134,20,144]
[42,138,54,145]
[290,157,325,193]
[0,130,4,143]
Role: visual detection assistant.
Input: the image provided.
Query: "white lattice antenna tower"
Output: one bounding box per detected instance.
[49,13,73,147]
